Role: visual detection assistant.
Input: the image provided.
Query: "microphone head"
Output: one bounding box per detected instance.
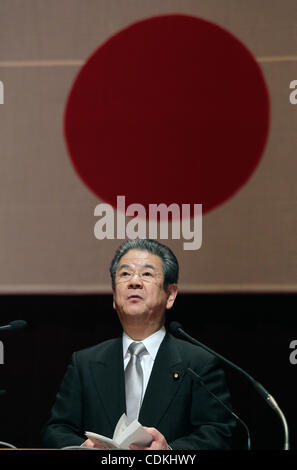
[169,321,183,334]
[9,320,28,330]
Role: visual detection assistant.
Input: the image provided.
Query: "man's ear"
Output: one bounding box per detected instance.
[166,284,178,310]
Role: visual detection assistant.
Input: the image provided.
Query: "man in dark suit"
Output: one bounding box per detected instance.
[42,239,235,449]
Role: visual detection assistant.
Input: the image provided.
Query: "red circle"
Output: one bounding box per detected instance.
[64,14,269,215]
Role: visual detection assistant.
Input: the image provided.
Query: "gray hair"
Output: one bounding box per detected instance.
[110,239,179,290]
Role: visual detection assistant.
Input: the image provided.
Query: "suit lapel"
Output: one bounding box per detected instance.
[88,333,185,432]
[89,338,126,432]
[139,334,185,428]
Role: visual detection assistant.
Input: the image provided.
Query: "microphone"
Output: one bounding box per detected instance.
[186,367,251,450]
[0,320,28,331]
[170,321,290,450]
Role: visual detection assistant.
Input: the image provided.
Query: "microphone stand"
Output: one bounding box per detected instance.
[187,367,251,450]
[0,320,28,450]
[172,324,290,450]
[0,441,17,449]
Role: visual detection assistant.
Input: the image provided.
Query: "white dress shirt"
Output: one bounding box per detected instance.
[122,326,166,403]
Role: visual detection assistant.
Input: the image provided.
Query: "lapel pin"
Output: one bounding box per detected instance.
[173,372,179,380]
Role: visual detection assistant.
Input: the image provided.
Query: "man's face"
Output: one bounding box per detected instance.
[112,249,177,328]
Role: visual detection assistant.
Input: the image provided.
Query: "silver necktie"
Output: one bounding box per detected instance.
[125,342,146,422]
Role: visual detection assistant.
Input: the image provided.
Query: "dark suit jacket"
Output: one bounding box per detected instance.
[42,333,236,449]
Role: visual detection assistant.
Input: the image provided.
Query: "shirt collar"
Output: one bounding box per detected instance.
[123,326,166,360]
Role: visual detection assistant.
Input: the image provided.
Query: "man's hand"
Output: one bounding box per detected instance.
[81,438,106,449]
[129,427,170,450]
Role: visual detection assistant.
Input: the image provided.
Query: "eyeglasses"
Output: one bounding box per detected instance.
[115,268,162,284]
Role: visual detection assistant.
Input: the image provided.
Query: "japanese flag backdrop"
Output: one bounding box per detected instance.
[0,0,296,294]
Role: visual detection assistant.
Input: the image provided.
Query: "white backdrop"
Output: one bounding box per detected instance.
[0,0,296,293]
